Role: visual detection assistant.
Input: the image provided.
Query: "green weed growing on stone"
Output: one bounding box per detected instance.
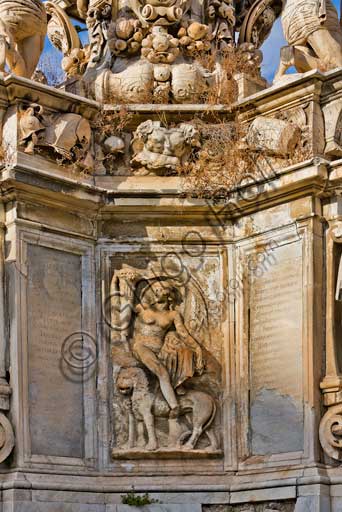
[121,488,159,506]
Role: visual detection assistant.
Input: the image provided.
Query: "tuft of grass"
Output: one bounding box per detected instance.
[177,117,263,198]
[121,488,159,506]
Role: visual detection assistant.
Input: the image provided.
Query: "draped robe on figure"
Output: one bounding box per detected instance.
[282,0,340,47]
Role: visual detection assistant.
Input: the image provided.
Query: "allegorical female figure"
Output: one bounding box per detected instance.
[131,281,204,418]
[274,0,342,81]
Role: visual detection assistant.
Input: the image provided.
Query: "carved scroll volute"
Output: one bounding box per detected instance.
[238,0,282,48]
[46,1,81,55]
[320,221,342,460]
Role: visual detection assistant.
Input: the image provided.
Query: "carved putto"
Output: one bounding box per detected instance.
[131,120,200,175]
[110,263,222,456]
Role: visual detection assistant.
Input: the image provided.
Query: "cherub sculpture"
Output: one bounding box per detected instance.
[131,120,200,175]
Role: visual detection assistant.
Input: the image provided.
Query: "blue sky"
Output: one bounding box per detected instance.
[40,0,341,82]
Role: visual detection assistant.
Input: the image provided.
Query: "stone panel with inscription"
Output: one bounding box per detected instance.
[249,241,304,455]
[27,245,84,458]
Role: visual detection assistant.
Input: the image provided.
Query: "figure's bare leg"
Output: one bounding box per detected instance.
[142,410,158,451]
[168,417,183,447]
[6,41,27,77]
[128,412,136,449]
[274,45,319,82]
[307,29,342,70]
[293,48,322,73]
[134,344,178,410]
[137,421,146,448]
[159,369,178,412]
[18,34,45,79]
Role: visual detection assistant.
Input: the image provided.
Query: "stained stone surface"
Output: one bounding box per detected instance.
[1,0,342,505]
[117,506,201,512]
[249,241,304,455]
[202,503,296,512]
[27,244,84,458]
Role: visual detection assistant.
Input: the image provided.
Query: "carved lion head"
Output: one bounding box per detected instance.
[116,367,148,394]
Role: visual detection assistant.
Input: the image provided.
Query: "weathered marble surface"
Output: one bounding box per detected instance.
[203,504,295,512]
[27,244,83,458]
[0,36,342,512]
[249,241,304,455]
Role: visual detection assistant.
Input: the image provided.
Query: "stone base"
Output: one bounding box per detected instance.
[111,448,223,459]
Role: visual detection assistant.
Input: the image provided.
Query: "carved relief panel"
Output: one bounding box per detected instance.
[102,246,228,465]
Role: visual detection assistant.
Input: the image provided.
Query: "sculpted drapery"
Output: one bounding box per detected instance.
[282,0,340,47]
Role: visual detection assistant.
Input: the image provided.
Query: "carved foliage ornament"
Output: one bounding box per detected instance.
[319,404,342,461]
[320,235,342,461]
[238,0,282,48]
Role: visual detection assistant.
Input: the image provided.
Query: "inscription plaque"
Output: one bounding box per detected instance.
[249,241,304,455]
[27,245,84,458]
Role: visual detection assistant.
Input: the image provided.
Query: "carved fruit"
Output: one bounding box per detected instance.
[166,52,178,63]
[153,35,170,52]
[187,22,208,40]
[115,18,135,40]
[142,35,153,48]
[169,38,179,48]
[154,65,171,82]
[129,41,141,53]
[141,47,150,57]
[133,31,143,43]
[103,136,125,154]
[179,36,191,46]
[115,39,127,51]
[177,27,187,38]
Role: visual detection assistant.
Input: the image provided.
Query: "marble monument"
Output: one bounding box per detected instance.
[0,0,341,510]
